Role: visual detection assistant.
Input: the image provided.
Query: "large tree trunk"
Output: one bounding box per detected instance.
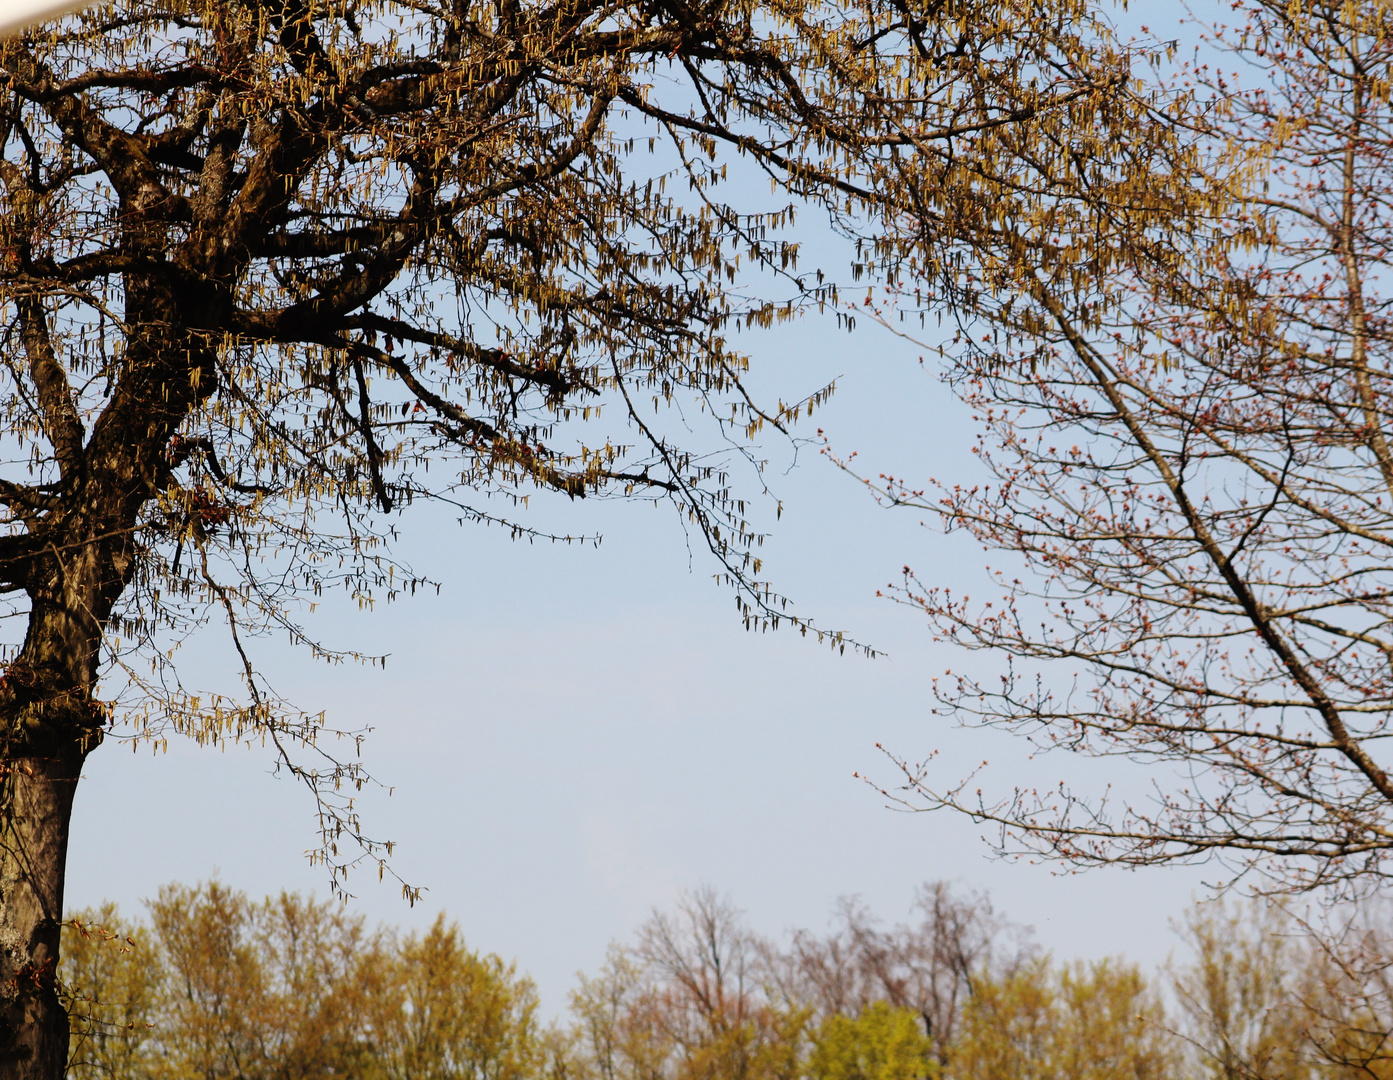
[0,258,218,1077]
[0,560,114,1077]
[0,743,86,1078]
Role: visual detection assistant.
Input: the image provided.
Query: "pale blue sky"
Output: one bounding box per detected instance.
[60,0,1212,1016]
[66,279,1214,1013]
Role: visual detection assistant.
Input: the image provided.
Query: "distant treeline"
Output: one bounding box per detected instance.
[61,882,1393,1079]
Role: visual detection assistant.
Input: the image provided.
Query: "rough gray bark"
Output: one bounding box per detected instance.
[0,747,85,1077]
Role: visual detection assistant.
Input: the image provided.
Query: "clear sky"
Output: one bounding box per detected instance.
[59,0,1212,1017]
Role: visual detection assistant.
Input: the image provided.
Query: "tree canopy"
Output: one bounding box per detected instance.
[0,0,1141,1070]
[841,0,1393,899]
[73,878,1393,1080]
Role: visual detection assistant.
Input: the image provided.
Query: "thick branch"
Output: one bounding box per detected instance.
[17,296,84,483]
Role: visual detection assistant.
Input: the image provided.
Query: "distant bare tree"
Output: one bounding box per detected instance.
[636,887,766,1043]
[761,883,1032,1059]
[570,888,801,1080]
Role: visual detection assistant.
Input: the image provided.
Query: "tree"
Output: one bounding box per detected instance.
[60,905,157,1080]
[1172,901,1318,1080]
[568,888,807,1080]
[1290,907,1393,1080]
[146,882,378,1079]
[77,879,1309,1080]
[763,883,1031,1063]
[1164,897,1393,1080]
[565,883,1047,1080]
[839,0,1393,898]
[59,882,546,1080]
[948,958,1175,1080]
[805,1003,936,1080]
[0,0,1137,1069]
[358,915,545,1080]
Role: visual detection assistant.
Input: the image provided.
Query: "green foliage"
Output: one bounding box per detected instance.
[69,881,1393,1080]
[61,883,541,1080]
[807,1003,936,1080]
[147,881,379,1079]
[359,915,543,1080]
[949,958,1176,1080]
[1173,903,1315,1080]
[61,904,158,1080]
